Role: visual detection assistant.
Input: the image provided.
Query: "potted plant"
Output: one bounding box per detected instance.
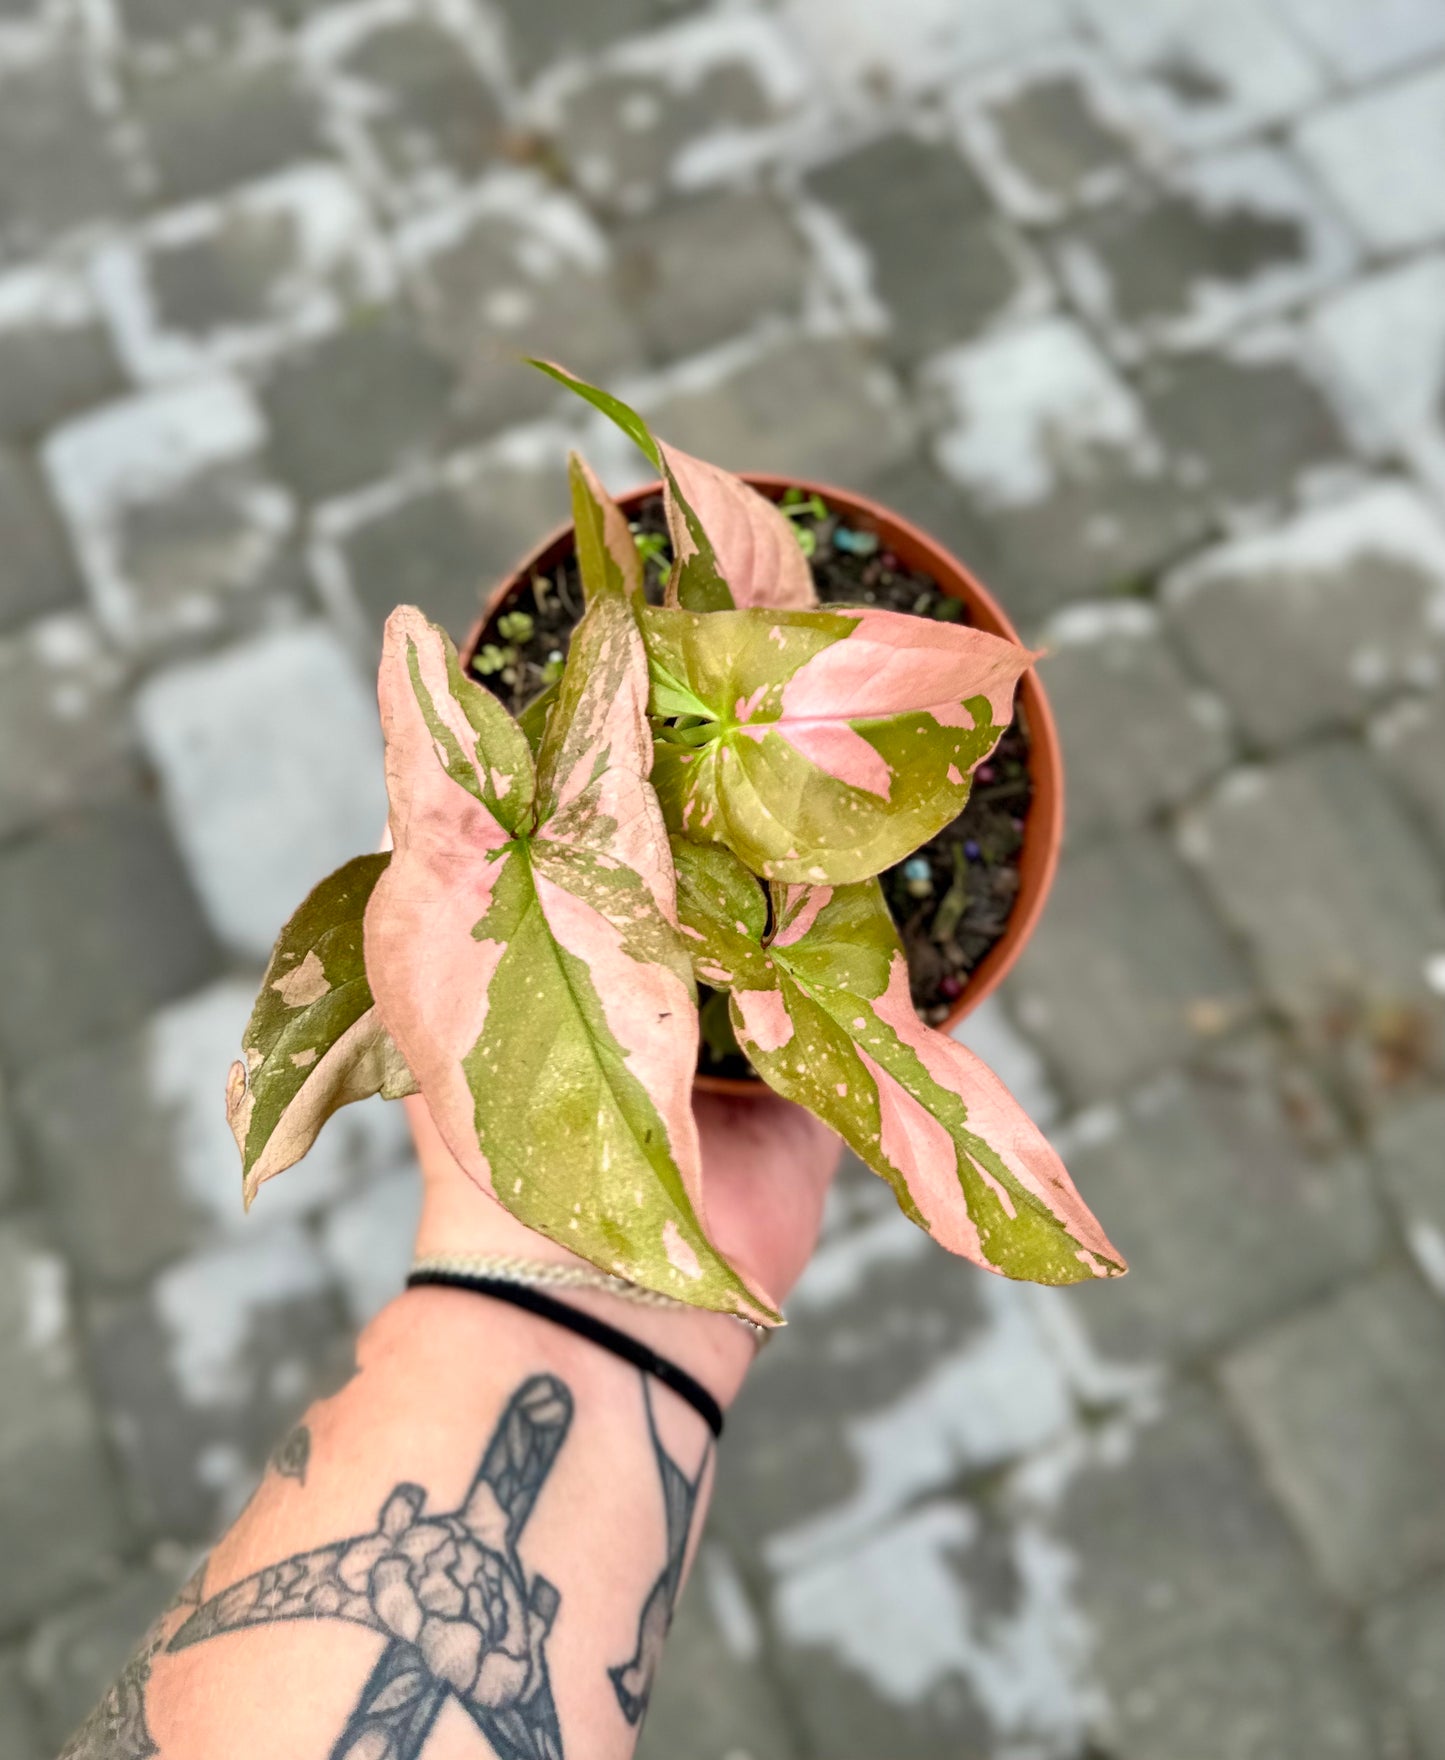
[227,362,1124,1323]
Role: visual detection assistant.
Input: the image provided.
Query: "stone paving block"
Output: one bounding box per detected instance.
[0,1222,128,1628]
[399,174,645,437]
[1370,1093,1445,1297]
[1296,66,1445,257]
[18,978,412,1288]
[1309,253,1445,500]
[0,1073,19,1210]
[0,800,219,1070]
[136,622,387,960]
[1056,147,1356,361]
[0,1654,44,1760]
[0,46,127,261]
[260,315,457,502]
[319,1162,421,1327]
[1178,745,1445,1074]
[953,48,1150,226]
[0,266,123,443]
[91,165,394,384]
[1372,689,1445,864]
[25,1565,181,1747]
[805,130,1040,365]
[132,54,327,206]
[1075,0,1325,148]
[1038,600,1232,841]
[494,0,681,82]
[1163,483,1445,748]
[1271,0,1445,83]
[113,0,330,45]
[1009,829,1257,1099]
[1061,1386,1386,1758]
[309,11,502,208]
[44,376,303,651]
[645,333,914,485]
[542,13,807,217]
[1365,1572,1445,1760]
[617,188,809,364]
[1058,1036,1383,1364]
[0,445,84,633]
[87,1221,351,1538]
[1223,1268,1445,1602]
[634,1543,803,1760]
[0,612,141,840]
[1139,327,1352,520]
[926,318,1209,624]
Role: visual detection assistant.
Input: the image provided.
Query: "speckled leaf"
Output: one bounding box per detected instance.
[365,603,776,1321]
[532,359,816,613]
[569,451,642,606]
[228,853,417,1207]
[645,605,1038,884]
[676,862,1124,1286]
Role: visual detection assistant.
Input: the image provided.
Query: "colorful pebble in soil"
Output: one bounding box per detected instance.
[939,974,964,1001]
[963,839,981,861]
[903,855,933,898]
[832,526,879,557]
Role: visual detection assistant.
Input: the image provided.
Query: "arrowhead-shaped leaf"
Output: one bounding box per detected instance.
[229,852,417,1207]
[530,358,816,612]
[365,604,776,1321]
[647,606,1037,884]
[672,841,1125,1286]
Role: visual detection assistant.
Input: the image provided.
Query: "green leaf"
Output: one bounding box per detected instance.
[644,604,1038,883]
[229,853,416,1207]
[365,604,777,1321]
[568,451,642,606]
[676,866,1125,1286]
[528,357,661,468]
[516,681,557,756]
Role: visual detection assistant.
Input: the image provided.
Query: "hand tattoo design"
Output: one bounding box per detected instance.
[169,1375,573,1760]
[608,1378,708,1725]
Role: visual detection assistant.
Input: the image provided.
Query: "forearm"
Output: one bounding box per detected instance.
[64,1281,748,1760]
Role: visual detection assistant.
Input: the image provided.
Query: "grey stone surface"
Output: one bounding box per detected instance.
[25,1565,181,1747]
[495,0,686,81]
[1366,1572,1445,1760]
[1060,1036,1384,1364]
[1164,484,1445,748]
[0,50,127,260]
[806,130,1034,363]
[0,801,219,1069]
[0,1652,45,1760]
[136,623,387,960]
[260,317,457,501]
[927,317,1210,624]
[617,189,809,363]
[1057,147,1355,360]
[0,614,141,841]
[646,334,913,484]
[1039,601,1233,841]
[1372,682,1445,863]
[87,1223,350,1539]
[1178,744,1445,1085]
[0,1222,128,1629]
[1010,830,1257,1099]
[1223,1268,1445,1602]
[133,57,327,206]
[1063,1386,1387,1759]
[1271,0,1445,82]
[0,448,83,633]
[0,1073,20,1211]
[1370,1094,1445,1295]
[0,269,123,444]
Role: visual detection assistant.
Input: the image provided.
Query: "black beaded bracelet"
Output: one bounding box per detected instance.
[406,1268,726,1439]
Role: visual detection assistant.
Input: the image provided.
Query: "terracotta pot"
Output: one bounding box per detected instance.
[459,474,1064,1094]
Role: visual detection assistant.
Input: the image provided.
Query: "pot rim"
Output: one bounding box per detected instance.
[458,472,1064,1095]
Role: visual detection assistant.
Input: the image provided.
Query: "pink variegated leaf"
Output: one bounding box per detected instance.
[674,854,1124,1286]
[646,604,1039,884]
[365,603,776,1321]
[568,451,642,606]
[530,358,817,612]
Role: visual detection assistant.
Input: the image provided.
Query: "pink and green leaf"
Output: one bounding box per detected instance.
[229,852,417,1207]
[529,358,817,613]
[675,863,1125,1286]
[646,605,1038,884]
[364,603,777,1321]
[568,451,642,606]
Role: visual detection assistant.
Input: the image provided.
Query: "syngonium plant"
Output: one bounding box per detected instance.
[228,361,1125,1324]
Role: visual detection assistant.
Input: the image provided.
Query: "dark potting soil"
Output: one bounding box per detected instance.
[471,492,1033,1077]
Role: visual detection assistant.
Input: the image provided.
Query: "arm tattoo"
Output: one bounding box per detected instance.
[608,1377,709,1726]
[169,1374,572,1760]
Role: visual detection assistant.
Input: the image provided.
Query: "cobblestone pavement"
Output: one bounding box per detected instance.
[4,0,1445,1752]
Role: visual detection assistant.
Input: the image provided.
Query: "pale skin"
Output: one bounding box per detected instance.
[64,1092,839,1760]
